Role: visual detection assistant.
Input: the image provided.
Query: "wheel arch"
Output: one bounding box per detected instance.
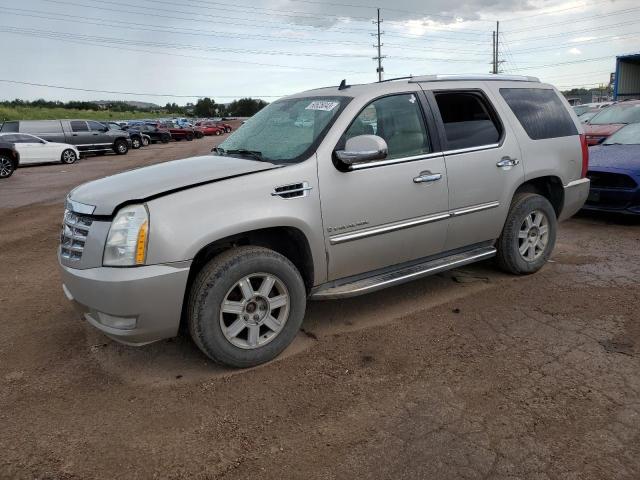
[514,175,564,218]
[0,147,19,168]
[179,226,315,333]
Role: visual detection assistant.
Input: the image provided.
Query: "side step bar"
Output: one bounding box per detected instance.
[310,246,496,300]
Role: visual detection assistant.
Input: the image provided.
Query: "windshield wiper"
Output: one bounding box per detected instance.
[225,149,268,162]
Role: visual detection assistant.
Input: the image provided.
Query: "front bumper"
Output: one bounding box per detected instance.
[559,178,590,221]
[60,262,190,345]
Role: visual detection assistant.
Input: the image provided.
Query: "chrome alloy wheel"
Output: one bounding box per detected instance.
[62,150,77,163]
[219,273,290,349]
[518,210,549,261]
[0,157,13,177]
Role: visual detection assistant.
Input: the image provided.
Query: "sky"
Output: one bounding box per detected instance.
[1,0,637,104]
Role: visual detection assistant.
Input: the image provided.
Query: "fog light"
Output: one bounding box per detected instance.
[95,312,137,330]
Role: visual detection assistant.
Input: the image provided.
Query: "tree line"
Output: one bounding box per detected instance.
[0,97,269,118]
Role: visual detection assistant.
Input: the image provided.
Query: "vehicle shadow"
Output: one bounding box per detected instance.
[85,260,503,386]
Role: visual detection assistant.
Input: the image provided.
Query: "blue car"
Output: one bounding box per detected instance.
[584,123,640,215]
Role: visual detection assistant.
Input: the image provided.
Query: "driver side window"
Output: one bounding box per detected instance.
[344,93,431,160]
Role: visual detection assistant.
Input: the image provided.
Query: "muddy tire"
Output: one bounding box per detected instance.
[496,193,557,275]
[188,246,306,368]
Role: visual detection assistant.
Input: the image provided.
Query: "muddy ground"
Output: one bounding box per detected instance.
[1,130,639,479]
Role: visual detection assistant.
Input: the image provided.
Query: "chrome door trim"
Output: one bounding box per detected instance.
[329,211,450,245]
[451,201,500,217]
[349,151,443,171]
[328,201,500,245]
[442,143,500,156]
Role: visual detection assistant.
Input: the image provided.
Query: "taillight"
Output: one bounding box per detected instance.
[579,134,589,178]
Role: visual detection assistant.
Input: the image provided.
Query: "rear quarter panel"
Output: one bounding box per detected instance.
[145,158,327,285]
[483,82,583,186]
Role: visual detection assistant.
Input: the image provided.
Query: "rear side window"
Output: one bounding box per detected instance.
[20,121,62,134]
[1,122,19,132]
[70,121,88,132]
[434,91,502,150]
[500,88,578,140]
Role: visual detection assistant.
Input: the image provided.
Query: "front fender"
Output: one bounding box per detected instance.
[144,160,327,285]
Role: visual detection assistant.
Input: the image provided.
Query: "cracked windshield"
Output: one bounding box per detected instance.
[217,96,347,163]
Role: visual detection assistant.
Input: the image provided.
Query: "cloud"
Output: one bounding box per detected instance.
[570,36,598,43]
[568,47,582,55]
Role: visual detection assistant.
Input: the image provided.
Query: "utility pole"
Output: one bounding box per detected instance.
[495,21,501,74]
[492,31,496,74]
[372,8,385,82]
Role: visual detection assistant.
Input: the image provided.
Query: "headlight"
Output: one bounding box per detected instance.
[103,204,149,266]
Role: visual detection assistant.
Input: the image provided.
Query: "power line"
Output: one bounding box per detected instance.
[0,27,372,74]
[2,8,373,47]
[501,0,626,22]
[0,79,284,98]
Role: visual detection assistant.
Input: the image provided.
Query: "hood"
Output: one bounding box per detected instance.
[589,144,640,173]
[69,154,278,216]
[584,124,626,136]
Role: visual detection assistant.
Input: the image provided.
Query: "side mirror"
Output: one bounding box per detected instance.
[335,135,388,165]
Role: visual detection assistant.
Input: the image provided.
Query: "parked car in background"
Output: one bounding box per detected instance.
[583,100,640,145]
[583,122,640,215]
[0,120,131,155]
[59,74,589,368]
[102,122,148,149]
[573,102,613,117]
[213,121,233,133]
[194,121,224,136]
[137,123,172,144]
[0,137,20,179]
[579,110,600,124]
[0,131,80,164]
[159,121,195,141]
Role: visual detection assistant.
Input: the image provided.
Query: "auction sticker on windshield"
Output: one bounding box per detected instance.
[306,101,339,111]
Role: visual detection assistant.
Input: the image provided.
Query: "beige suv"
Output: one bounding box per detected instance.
[60,74,590,367]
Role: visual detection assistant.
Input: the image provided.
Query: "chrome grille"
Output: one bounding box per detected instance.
[60,209,93,261]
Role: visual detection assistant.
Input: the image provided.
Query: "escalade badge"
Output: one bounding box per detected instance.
[326,220,369,233]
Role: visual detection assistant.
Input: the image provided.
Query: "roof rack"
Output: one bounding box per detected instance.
[408,74,540,83]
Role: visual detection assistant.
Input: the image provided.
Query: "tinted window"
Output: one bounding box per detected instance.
[21,121,62,134]
[434,91,502,149]
[0,122,19,132]
[15,134,42,143]
[500,88,578,140]
[344,93,431,160]
[70,121,88,132]
[0,134,20,142]
[88,121,107,131]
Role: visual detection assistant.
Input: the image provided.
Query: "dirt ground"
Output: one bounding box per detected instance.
[1,130,639,479]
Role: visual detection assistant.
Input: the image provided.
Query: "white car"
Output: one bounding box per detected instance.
[0,132,80,166]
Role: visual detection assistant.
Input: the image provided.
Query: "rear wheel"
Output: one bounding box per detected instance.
[496,193,557,275]
[161,135,170,144]
[142,136,150,146]
[188,246,306,368]
[60,149,78,164]
[114,139,128,155]
[215,130,222,136]
[186,133,194,141]
[0,155,15,179]
[225,127,232,133]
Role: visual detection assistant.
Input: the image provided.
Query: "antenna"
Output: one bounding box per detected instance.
[338,79,349,90]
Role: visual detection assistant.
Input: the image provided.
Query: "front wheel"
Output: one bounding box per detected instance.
[496,193,557,275]
[60,149,78,164]
[131,137,141,149]
[186,134,194,141]
[0,155,15,179]
[113,139,128,155]
[188,246,306,368]
[142,136,150,146]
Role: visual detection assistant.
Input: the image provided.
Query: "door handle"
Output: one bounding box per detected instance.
[496,156,519,168]
[413,172,442,183]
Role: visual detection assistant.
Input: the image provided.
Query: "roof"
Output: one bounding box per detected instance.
[290,74,543,100]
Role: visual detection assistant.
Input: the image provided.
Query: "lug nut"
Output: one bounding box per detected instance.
[253,314,260,321]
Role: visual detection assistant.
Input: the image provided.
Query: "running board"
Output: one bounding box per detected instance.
[310,246,496,300]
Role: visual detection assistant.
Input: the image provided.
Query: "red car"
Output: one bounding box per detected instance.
[583,100,640,145]
[159,121,195,141]
[214,122,233,133]
[195,122,225,136]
